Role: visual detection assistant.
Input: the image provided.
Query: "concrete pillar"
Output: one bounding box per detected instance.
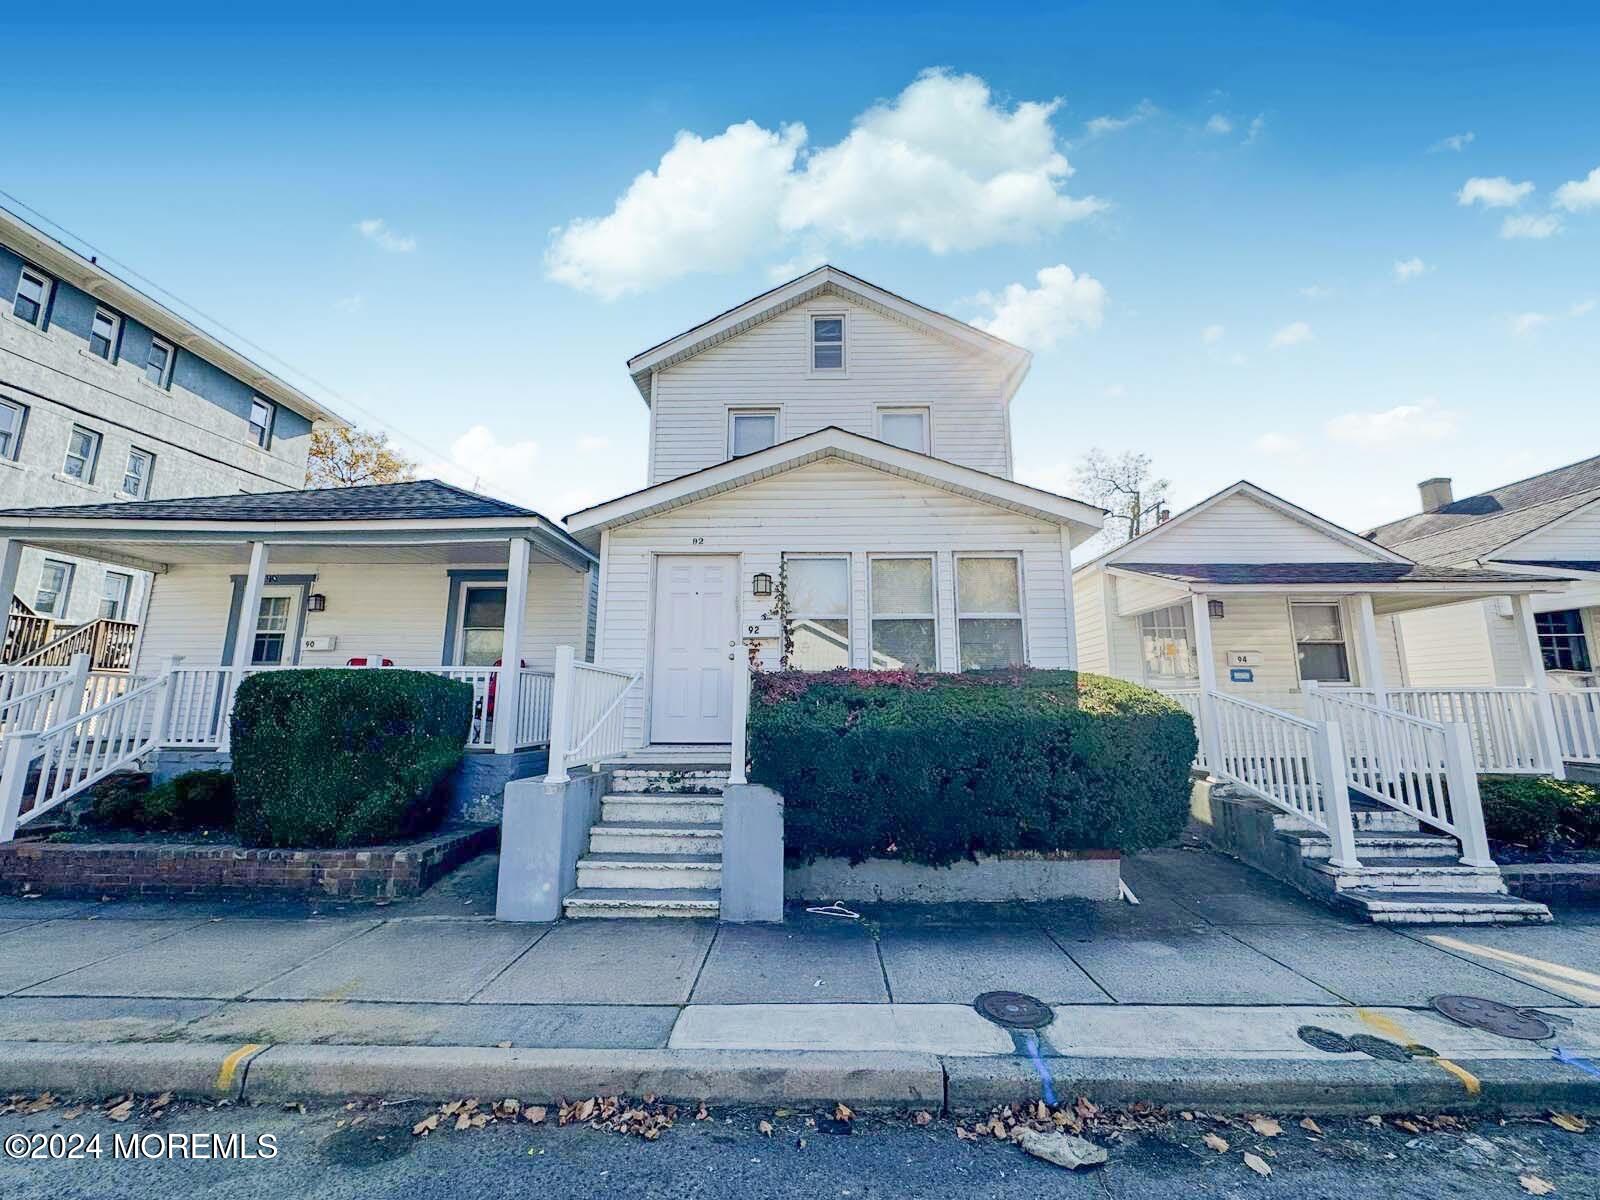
[493,536,531,754]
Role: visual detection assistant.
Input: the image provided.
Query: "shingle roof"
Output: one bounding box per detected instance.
[0,479,537,523]
[1113,562,1562,586]
[1365,454,1600,565]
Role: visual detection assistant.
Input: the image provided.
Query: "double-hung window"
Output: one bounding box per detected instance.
[122,448,155,498]
[457,584,508,667]
[877,407,930,454]
[144,337,174,388]
[12,269,51,327]
[811,315,844,371]
[249,397,274,448]
[1139,604,1197,683]
[36,559,74,617]
[870,556,937,669]
[728,408,778,458]
[0,397,25,460]
[251,595,292,665]
[784,555,851,670]
[1291,602,1352,683]
[89,308,120,360]
[101,572,132,621]
[1537,609,1592,673]
[956,555,1025,670]
[62,426,100,482]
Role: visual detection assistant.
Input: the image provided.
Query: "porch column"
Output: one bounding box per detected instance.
[1353,594,1389,704]
[0,538,23,614]
[1512,593,1567,779]
[493,536,532,755]
[220,541,269,753]
[1190,592,1224,772]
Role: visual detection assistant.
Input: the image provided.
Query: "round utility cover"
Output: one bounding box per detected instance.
[1297,1025,1357,1055]
[974,991,1054,1030]
[1431,995,1553,1041]
[1347,1034,1414,1063]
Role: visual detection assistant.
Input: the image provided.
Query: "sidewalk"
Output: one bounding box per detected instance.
[2,849,1598,1112]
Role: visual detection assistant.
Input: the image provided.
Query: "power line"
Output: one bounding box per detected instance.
[0,187,542,507]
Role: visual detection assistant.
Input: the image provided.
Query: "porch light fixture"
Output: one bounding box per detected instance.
[307,593,327,613]
[751,572,774,598]
[1207,599,1225,620]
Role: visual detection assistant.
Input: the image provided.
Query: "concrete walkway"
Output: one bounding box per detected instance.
[2,848,1598,1110]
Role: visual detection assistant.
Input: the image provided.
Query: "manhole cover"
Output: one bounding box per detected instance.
[1347,1034,1414,1063]
[1297,1025,1357,1054]
[1431,995,1553,1041]
[974,991,1054,1029]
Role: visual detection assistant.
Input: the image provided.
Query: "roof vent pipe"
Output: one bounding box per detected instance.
[1418,477,1454,513]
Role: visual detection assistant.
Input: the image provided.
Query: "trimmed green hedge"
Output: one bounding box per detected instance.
[86,770,234,833]
[747,668,1196,866]
[1480,774,1600,849]
[231,669,472,848]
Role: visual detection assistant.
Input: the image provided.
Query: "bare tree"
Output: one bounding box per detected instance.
[1073,448,1171,546]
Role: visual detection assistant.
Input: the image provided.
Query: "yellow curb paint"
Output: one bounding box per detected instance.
[216,1044,264,1093]
[1431,1056,1482,1095]
[1355,1009,1480,1095]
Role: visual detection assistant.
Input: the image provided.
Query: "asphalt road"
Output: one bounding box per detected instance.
[3,1095,1597,1199]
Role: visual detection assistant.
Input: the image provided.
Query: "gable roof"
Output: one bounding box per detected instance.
[564,426,1106,545]
[1073,480,1411,575]
[1366,454,1600,566]
[1112,562,1562,587]
[623,265,1030,404]
[1,203,344,426]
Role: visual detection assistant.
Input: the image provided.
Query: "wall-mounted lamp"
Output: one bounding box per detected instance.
[1207,599,1225,620]
[751,572,774,598]
[307,593,328,613]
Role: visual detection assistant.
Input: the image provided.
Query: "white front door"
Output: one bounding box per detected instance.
[650,556,738,744]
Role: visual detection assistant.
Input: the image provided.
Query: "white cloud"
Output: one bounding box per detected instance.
[426,425,541,498]
[355,218,416,253]
[1456,176,1534,207]
[546,70,1105,297]
[1201,324,1225,344]
[1270,321,1313,348]
[1393,257,1426,282]
[1325,400,1458,447]
[1428,131,1475,153]
[1205,114,1233,135]
[1253,432,1302,455]
[1553,166,1600,212]
[1245,115,1266,144]
[1571,298,1597,318]
[969,264,1106,350]
[334,294,364,313]
[576,434,611,452]
[1299,284,1334,300]
[1084,99,1157,137]
[1510,312,1550,336]
[1500,213,1562,239]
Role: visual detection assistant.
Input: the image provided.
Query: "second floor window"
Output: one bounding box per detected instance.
[63,426,101,481]
[123,448,155,498]
[728,409,778,458]
[89,308,120,360]
[145,337,174,388]
[249,398,274,447]
[12,269,51,327]
[878,407,930,454]
[0,398,25,460]
[36,559,74,617]
[812,315,844,370]
[101,572,132,621]
[1537,609,1592,673]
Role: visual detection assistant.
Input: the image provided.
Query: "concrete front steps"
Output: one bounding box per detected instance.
[1209,788,1552,925]
[563,762,729,919]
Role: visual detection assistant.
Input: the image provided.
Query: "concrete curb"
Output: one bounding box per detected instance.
[0,1041,264,1100]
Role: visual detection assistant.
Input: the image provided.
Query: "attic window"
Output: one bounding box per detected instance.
[811,315,844,371]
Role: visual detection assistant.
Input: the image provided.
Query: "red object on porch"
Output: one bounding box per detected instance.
[345,656,395,667]
[485,658,529,719]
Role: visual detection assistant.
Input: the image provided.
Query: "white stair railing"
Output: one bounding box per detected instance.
[0,672,174,842]
[1209,690,1361,868]
[1307,682,1493,867]
[1383,686,1552,774]
[545,646,641,784]
[1550,687,1600,764]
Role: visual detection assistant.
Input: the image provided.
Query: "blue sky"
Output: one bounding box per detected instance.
[6,3,1598,535]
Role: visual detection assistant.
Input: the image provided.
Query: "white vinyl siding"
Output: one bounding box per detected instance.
[1497,500,1600,560]
[1394,599,1517,687]
[1071,570,1109,674]
[649,297,1013,483]
[596,458,1075,747]
[1115,492,1390,564]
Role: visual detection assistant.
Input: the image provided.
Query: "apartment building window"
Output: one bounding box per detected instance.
[870,556,936,669]
[1537,609,1592,673]
[956,555,1025,670]
[728,408,778,458]
[811,315,845,371]
[1139,604,1197,683]
[12,269,51,327]
[122,448,155,498]
[784,555,851,670]
[144,337,175,388]
[877,407,930,454]
[89,308,120,360]
[249,397,274,448]
[101,572,132,621]
[62,426,101,481]
[0,398,25,460]
[1291,601,1352,683]
[36,560,74,617]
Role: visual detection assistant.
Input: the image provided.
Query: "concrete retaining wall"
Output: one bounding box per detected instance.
[785,851,1120,902]
[720,784,783,922]
[1500,862,1600,906]
[496,768,609,921]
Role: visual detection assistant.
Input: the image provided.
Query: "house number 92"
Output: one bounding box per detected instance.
[690,537,705,545]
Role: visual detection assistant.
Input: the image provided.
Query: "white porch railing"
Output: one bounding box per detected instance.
[515,669,556,749]
[1208,691,1361,867]
[1157,688,1206,768]
[1383,686,1552,774]
[423,667,501,750]
[1550,688,1600,763]
[545,645,642,784]
[1306,683,1492,867]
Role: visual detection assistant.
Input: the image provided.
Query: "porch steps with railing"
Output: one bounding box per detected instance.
[563,763,729,919]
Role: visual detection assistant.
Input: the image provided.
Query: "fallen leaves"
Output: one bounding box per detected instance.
[407,1095,682,1141]
[758,1120,773,1137]
[1247,1115,1282,1138]
[1242,1152,1272,1177]
[912,1110,933,1127]
[1520,1176,1556,1196]
[1299,1117,1323,1135]
[1203,1132,1231,1153]
[1548,1112,1587,1133]
[104,1099,135,1123]
[833,1102,854,1123]
[952,1097,1167,1147]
